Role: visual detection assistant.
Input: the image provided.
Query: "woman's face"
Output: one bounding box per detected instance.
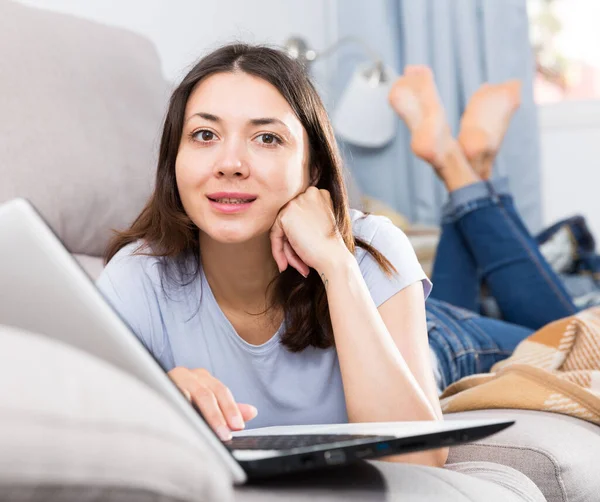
[176,71,311,244]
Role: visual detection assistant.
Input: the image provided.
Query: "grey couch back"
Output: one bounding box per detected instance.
[0,0,169,257]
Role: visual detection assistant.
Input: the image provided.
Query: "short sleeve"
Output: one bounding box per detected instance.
[355,215,432,307]
[95,246,166,361]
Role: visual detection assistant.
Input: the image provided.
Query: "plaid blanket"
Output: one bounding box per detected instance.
[440,307,600,425]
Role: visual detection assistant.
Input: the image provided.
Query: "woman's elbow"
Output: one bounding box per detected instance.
[419,447,448,468]
[432,446,449,467]
[382,447,449,467]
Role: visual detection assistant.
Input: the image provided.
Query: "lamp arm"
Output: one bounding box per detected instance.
[314,36,382,64]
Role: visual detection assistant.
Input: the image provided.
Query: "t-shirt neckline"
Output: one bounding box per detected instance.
[199,267,284,355]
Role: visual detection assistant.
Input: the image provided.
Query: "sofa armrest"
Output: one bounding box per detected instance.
[445,409,600,502]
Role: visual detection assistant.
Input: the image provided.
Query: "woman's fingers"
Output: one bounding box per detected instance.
[269,217,288,273]
[283,240,310,278]
[208,378,246,431]
[168,367,255,441]
[238,403,259,422]
[188,384,233,441]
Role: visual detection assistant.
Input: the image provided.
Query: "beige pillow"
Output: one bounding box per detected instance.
[0,0,168,256]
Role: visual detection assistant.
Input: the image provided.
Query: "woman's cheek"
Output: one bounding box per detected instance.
[176,153,209,189]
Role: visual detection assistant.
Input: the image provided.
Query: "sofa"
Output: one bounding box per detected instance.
[1,1,599,501]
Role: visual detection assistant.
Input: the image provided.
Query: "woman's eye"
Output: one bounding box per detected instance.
[193,130,216,142]
[257,133,281,145]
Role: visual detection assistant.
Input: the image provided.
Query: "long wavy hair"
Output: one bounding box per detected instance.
[104,43,396,352]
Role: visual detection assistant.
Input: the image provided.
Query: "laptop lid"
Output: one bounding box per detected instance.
[0,198,248,484]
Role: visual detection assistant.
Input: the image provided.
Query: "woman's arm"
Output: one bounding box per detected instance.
[270,187,446,466]
[318,252,447,467]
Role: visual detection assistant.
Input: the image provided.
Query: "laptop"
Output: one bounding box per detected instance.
[0,198,514,483]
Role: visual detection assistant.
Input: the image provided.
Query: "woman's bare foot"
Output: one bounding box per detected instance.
[389,65,479,191]
[388,66,452,169]
[457,80,522,180]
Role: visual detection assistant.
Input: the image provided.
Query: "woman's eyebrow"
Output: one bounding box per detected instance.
[185,112,220,123]
[249,117,285,127]
[185,113,292,135]
[249,117,292,136]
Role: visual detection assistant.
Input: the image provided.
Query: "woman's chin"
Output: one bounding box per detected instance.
[205,225,260,244]
[197,212,275,244]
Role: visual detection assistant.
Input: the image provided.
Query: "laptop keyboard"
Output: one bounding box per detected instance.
[224,433,394,451]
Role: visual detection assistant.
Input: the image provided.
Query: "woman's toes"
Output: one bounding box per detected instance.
[457,79,523,178]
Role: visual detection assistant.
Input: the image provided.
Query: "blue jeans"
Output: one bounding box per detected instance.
[426,178,577,390]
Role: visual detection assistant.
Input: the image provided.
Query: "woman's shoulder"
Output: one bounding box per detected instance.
[350,208,411,251]
[98,240,162,286]
[349,209,431,304]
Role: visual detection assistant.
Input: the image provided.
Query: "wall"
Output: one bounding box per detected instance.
[18,0,600,239]
[16,0,335,97]
[539,100,600,239]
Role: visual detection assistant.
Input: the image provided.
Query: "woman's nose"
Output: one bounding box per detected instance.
[214,141,249,178]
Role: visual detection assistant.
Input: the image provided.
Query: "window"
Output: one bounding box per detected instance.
[529,0,600,103]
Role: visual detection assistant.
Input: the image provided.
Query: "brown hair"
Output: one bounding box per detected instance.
[104,43,396,352]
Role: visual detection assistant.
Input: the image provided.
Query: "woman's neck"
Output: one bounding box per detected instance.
[199,231,280,315]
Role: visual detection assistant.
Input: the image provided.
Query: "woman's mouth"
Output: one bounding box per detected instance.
[206,195,257,214]
[209,197,254,204]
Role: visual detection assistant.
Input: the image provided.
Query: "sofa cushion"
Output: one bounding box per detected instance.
[0,0,168,257]
[73,253,105,280]
[446,409,600,502]
[234,460,544,502]
[0,323,232,502]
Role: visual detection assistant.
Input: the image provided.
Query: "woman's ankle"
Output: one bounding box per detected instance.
[438,141,481,192]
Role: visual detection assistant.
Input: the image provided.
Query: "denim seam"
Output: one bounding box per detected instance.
[496,203,577,314]
[452,348,508,357]
[432,307,476,353]
[427,304,473,350]
[466,319,501,351]
[480,255,532,278]
[443,198,496,225]
[427,328,454,390]
[427,304,477,378]
[427,315,461,384]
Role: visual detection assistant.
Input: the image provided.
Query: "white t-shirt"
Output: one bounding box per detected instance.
[96,209,432,428]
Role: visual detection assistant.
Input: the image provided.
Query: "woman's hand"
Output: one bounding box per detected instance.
[270,187,350,277]
[167,367,257,441]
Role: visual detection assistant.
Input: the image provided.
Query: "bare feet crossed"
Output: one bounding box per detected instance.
[457,81,522,180]
[388,65,453,169]
[389,65,478,192]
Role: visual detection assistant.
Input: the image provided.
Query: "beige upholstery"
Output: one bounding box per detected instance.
[234,460,545,502]
[0,324,232,502]
[0,323,545,502]
[447,409,600,502]
[0,0,168,257]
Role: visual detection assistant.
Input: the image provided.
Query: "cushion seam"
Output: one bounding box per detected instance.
[419,467,484,501]
[450,466,540,502]
[454,443,567,502]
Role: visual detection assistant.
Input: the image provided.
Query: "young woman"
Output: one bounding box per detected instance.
[97,43,444,467]
[97,44,577,468]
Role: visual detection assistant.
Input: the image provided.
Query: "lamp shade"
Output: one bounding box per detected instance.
[332,63,397,148]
